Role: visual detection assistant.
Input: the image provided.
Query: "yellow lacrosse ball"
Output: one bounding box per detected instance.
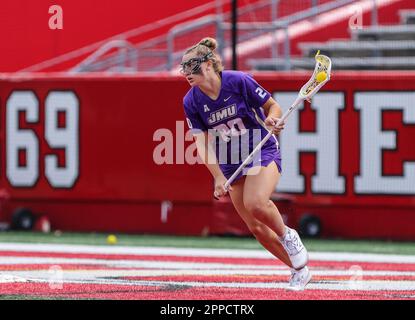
[106,234,118,245]
[316,71,327,83]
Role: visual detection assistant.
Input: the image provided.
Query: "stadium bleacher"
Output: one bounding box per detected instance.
[15,0,414,73]
[250,8,415,70]
[355,24,415,41]
[10,1,415,73]
[19,0,358,73]
[400,9,415,24]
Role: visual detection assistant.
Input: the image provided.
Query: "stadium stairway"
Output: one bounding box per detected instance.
[16,0,415,73]
[75,0,413,73]
[15,0,365,73]
[250,6,415,70]
[400,9,415,25]
[18,0,279,73]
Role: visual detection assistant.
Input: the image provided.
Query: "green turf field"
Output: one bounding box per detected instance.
[0,231,414,255]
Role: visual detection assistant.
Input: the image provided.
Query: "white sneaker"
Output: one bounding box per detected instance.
[287,266,312,291]
[279,227,308,269]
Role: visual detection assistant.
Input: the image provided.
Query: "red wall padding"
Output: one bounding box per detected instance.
[0,72,414,239]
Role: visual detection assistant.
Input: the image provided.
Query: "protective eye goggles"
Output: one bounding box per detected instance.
[180,52,213,75]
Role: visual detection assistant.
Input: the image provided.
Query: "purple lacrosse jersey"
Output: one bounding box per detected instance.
[183,70,281,181]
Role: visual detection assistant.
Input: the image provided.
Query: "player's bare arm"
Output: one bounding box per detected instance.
[263,97,285,135]
[193,131,232,198]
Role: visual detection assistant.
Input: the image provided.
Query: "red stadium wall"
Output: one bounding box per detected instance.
[0,72,414,239]
[5,0,414,73]
[0,0,210,72]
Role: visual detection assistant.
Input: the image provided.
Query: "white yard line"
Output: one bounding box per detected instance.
[127,279,415,292]
[1,274,414,292]
[1,241,414,293]
[1,268,414,279]
[0,242,414,263]
[0,256,282,270]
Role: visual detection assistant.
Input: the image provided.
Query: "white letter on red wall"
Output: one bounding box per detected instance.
[274,92,345,193]
[355,92,415,194]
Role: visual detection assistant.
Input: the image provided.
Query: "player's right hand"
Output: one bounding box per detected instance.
[265,116,285,135]
[213,175,233,199]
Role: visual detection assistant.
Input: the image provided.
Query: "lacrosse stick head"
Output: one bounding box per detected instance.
[299,50,332,100]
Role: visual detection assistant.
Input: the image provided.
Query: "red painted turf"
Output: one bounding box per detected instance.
[0,283,413,300]
[122,275,415,282]
[1,250,415,271]
[1,251,414,300]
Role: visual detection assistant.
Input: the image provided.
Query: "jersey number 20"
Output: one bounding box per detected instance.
[213,118,247,142]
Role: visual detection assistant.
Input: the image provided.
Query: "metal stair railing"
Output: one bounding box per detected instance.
[166,15,223,70]
[18,0,225,73]
[72,0,274,72]
[167,0,357,71]
[70,0,380,72]
[165,0,275,71]
[70,40,138,72]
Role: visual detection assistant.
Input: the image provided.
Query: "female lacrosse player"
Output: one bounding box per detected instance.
[181,37,311,291]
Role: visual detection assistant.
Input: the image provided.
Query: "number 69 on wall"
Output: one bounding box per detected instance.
[6,91,79,188]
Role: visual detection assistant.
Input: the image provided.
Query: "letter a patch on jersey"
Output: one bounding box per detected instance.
[204,104,210,112]
[186,117,193,129]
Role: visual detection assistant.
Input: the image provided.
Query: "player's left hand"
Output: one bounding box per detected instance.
[213,175,233,200]
[265,116,285,135]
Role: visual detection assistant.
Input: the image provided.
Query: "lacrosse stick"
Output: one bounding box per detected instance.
[216,51,332,197]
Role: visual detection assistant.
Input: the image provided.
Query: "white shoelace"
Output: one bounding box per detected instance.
[289,268,306,287]
[282,229,304,256]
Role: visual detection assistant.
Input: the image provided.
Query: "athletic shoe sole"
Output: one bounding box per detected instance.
[286,269,312,291]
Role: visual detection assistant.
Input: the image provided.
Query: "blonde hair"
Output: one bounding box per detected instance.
[184,37,224,73]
